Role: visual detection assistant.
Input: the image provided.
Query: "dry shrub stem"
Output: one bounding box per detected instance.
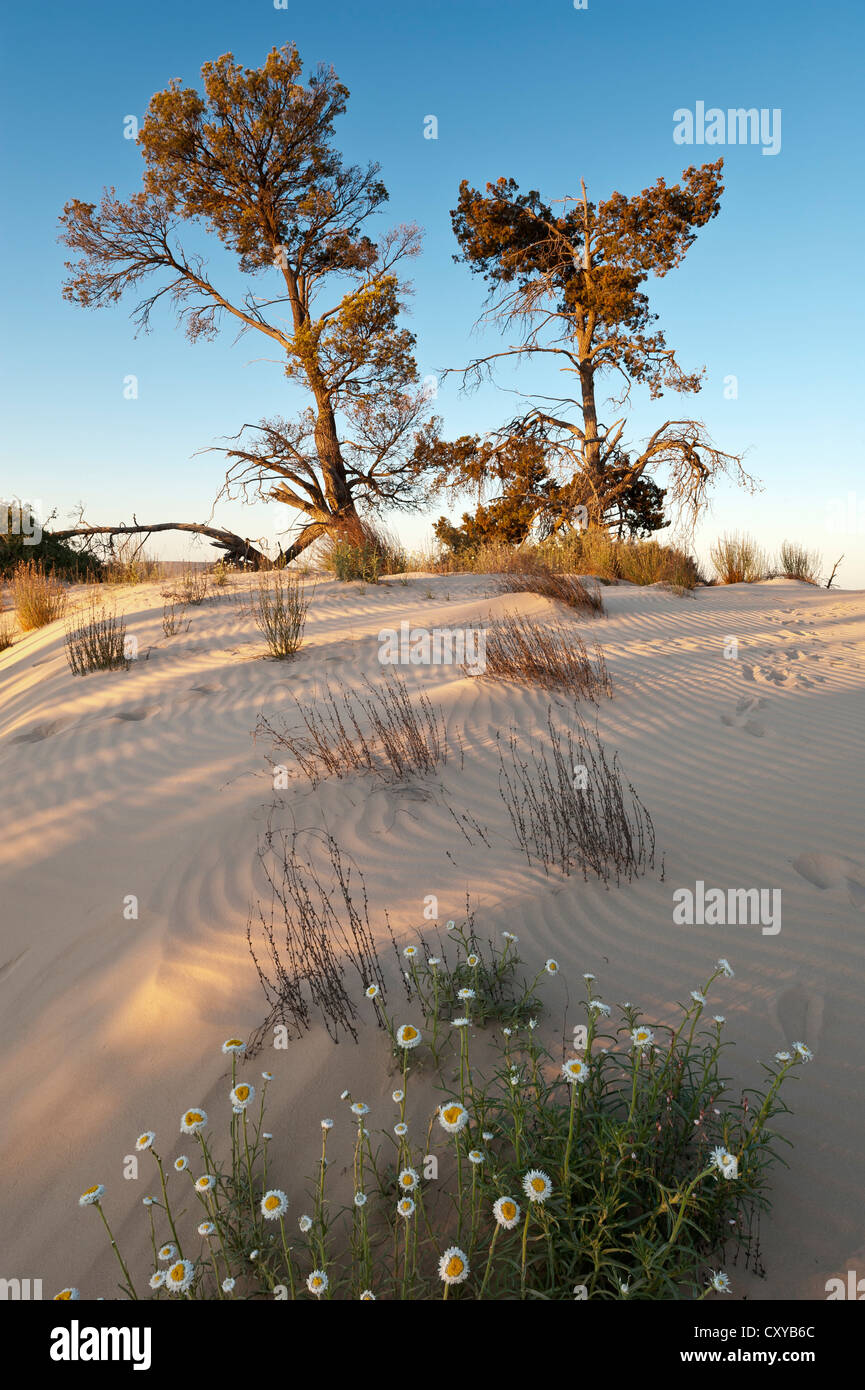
[479,613,612,699]
[257,673,449,786]
[497,713,656,882]
[246,831,388,1049]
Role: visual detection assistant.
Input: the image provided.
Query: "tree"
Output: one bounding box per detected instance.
[60,46,444,562]
[446,161,758,529]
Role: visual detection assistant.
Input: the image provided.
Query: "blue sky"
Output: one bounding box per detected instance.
[2,0,863,582]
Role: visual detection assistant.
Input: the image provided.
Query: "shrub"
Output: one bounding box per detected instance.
[778,541,822,585]
[70,936,810,1300]
[0,612,16,652]
[256,672,449,786]
[498,563,605,615]
[709,532,767,584]
[103,538,162,585]
[253,570,309,658]
[497,714,655,882]
[65,598,130,676]
[1,514,103,581]
[318,517,407,582]
[11,561,67,630]
[479,613,612,699]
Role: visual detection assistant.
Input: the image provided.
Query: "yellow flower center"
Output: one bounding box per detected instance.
[55,1290,72,1300]
[265,1195,280,1210]
[531,1178,544,1192]
[501,1201,516,1221]
[226,1039,242,1047]
[443,1106,462,1124]
[186,1112,202,1124]
[446,1256,464,1278]
[235,1086,249,1101]
[402,1026,417,1040]
[312,1277,323,1289]
[83,1186,99,1196]
[170,1267,183,1282]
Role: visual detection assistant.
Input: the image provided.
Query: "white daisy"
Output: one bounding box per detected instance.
[468,1149,485,1164]
[451,1017,470,1028]
[775,1050,792,1063]
[164,1259,195,1294]
[397,1197,416,1218]
[173,1156,189,1172]
[360,1289,376,1300]
[466,954,480,968]
[439,1246,469,1286]
[394,1122,408,1137]
[545,959,559,975]
[307,1270,328,1297]
[438,1102,469,1134]
[135,1131,155,1152]
[709,1270,731,1293]
[631,1026,654,1049]
[403,946,418,959]
[78,1184,104,1207]
[198,1221,216,1237]
[588,999,610,1016]
[717,959,734,978]
[427,957,441,967]
[261,1071,273,1081]
[522,1169,552,1203]
[222,1038,246,1055]
[713,1016,726,1025]
[299,1215,313,1233]
[321,1117,334,1128]
[792,1041,813,1063]
[148,1272,164,1290]
[157,1243,178,1262]
[502,931,518,942]
[562,1057,589,1084]
[396,1024,421,1049]
[482,1131,494,1141]
[350,1103,368,1117]
[397,1167,419,1191]
[392,1089,405,1103]
[229,1082,254,1110]
[364,984,380,999]
[222,1277,236,1293]
[709,1147,738,1180]
[261,1189,289,1220]
[180,1109,207,1135]
[194,1175,216,1194]
[691,991,706,1005]
[493,1196,521,1229]
[457,987,475,1001]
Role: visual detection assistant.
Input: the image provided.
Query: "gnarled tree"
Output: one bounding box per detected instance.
[443,160,758,531]
[59,45,445,563]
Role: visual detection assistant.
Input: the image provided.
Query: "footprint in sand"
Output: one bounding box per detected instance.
[9,720,68,743]
[792,852,865,911]
[113,705,158,722]
[720,696,770,737]
[768,979,824,1056]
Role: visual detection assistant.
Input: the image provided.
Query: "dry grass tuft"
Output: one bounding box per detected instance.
[709,532,767,584]
[498,563,605,615]
[64,597,130,676]
[478,613,611,699]
[778,540,822,585]
[11,561,67,630]
[257,672,450,786]
[497,713,657,882]
[253,570,310,658]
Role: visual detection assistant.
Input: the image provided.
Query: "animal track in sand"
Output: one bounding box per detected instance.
[113,705,159,722]
[720,695,770,737]
[791,852,865,910]
[8,720,70,744]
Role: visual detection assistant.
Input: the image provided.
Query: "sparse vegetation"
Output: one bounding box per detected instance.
[64,597,130,676]
[498,563,605,615]
[479,613,612,699]
[497,714,655,882]
[318,517,408,583]
[257,672,450,786]
[0,612,16,651]
[10,560,67,630]
[778,541,822,585]
[709,532,768,585]
[253,570,309,659]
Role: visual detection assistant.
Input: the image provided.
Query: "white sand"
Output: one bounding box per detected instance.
[1,572,863,1299]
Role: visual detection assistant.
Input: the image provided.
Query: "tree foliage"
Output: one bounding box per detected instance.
[60,46,447,560]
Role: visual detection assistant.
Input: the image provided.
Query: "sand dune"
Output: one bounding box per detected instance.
[1,572,863,1299]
